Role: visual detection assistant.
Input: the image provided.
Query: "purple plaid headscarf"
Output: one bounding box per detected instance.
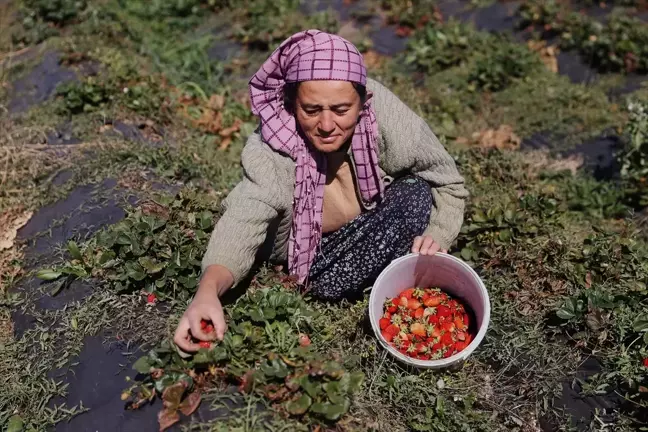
[249,29,384,284]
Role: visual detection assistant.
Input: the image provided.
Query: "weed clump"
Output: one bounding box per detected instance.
[618,100,648,207]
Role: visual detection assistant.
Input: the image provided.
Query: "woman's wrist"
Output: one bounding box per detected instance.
[199,265,235,298]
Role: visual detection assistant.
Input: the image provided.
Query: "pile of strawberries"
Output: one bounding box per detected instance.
[379,287,474,361]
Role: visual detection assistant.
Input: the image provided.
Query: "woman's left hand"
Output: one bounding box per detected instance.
[411,236,447,255]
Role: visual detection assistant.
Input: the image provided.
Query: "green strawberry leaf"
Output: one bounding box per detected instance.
[132,356,153,374]
[285,393,312,415]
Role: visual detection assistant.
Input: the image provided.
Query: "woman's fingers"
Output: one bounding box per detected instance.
[189,313,216,342]
[209,307,227,341]
[441,249,448,254]
[411,236,424,253]
[420,236,440,255]
[173,317,201,353]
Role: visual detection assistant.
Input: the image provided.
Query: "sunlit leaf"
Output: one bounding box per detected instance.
[7,415,24,432]
[310,400,350,421]
[67,241,83,260]
[36,269,62,280]
[132,356,153,374]
[285,393,312,415]
[633,314,648,332]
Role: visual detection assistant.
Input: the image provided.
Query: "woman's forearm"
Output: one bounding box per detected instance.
[198,265,235,298]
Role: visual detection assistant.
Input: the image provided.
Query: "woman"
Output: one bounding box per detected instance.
[174,30,468,352]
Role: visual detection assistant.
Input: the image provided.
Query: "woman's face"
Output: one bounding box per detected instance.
[294,80,363,153]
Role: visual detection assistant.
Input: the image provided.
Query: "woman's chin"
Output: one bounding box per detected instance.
[312,140,344,153]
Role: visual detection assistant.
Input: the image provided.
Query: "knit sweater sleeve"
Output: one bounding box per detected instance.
[201,134,289,284]
[368,78,469,250]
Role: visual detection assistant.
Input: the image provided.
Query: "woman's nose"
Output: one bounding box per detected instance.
[318,111,335,134]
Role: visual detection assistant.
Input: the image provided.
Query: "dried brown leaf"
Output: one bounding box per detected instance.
[178,391,201,416]
[219,118,243,138]
[218,137,232,151]
[0,208,33,250]
[196,109,223,134]
[161,381,187,410]
[207,94,225,111]
[158,408,180,432]
[471,125,521,150]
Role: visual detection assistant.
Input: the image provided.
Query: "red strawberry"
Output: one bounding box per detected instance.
[200,319,209,329]
[424,296,442,307]
[443,348,454,358]
[379,317,391,330]
[418,354,430,360]
[443,321,456,332]
[441,332,454,346]
[407,299,422,310]
[410,322,426,337]
[199,341,211,349]
[463,313,470,327]
[447,299,458,310]
[430,326,442,339]
[146,293,156,304]
[401,288,415,299]
[432,342,443,352]
[382,330,394,342]
[455,341,466,352]
[414,307,425,319]
[415,342,427,353]
[465,333,473,344]
[454,315,466,330]
[299,333,311,347]
[428,314,439,324]
[436,305,451,317]
[205,324,214,333]
[385,324,400,336]
[643,358,648,368]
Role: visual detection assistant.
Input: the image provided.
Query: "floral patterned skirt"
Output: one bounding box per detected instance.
[307,175,432,301]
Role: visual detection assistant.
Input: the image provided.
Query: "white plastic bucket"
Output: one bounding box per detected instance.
[369,253,490,369]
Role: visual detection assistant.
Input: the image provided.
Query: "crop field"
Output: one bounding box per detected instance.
[1,0,648,431]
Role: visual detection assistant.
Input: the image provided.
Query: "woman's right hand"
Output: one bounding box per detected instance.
[173,265,234,353]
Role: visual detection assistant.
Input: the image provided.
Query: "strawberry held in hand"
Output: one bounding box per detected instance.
[380,286,474,360]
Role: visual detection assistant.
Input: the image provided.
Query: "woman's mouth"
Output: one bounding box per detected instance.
[319,136,338,144]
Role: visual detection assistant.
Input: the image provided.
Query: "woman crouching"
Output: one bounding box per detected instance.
[174,30,468,352]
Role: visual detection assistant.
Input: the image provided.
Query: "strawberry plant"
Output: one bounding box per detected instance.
[231,0,338,49]
[405,20,485,74]
[37,191,219,300]
[467,40,541,92]
[380,0,438,33]
[126,282,364,430]
[518,1,648,73]
[23,0,88,25]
